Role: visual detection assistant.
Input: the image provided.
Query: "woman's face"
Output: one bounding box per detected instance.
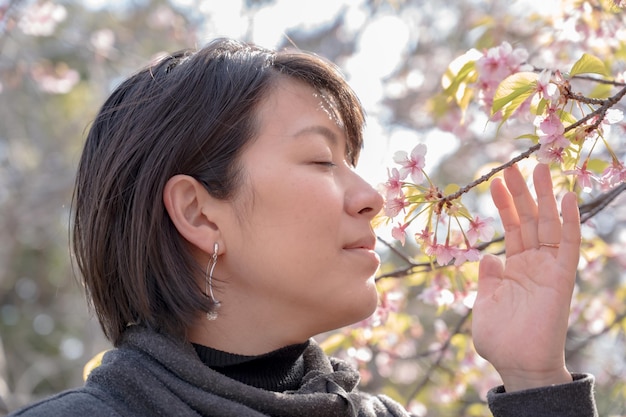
[216,77,384,344]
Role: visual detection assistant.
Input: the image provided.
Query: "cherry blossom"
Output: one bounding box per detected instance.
[381,167,404,199]
[426,242,456,266]
[419,286,455,309]
[535,106,569,149]
[475,42,529,87]
[535,69,560,102]
[600,160,626,188]
[474,42,532,114]
[391,222,409,246]
[18,1,67,37]
[436,107,474,141]
[392,144,427,184]
[30,62,80,94]
[415,228,433,246]
[563,163,597,193]
[383,193,408,218]
[90,29,116,58]
[466,216,495,246]
[453,247,481,266]
[536,146,565,164]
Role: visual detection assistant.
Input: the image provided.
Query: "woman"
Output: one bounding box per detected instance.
[9,38,597,416]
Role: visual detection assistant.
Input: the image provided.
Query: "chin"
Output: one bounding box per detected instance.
[336,285,380,329]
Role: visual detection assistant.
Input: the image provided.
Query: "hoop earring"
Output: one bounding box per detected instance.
[205,242,221,320]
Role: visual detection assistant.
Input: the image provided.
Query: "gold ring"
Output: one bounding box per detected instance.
[539,242,560,248]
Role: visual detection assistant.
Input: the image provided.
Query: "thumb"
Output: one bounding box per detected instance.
[476,253,505,298]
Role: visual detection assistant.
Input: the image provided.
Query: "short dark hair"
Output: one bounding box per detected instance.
[72,38,366,346]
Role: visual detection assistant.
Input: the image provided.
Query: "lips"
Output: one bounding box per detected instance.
[344,235,377,251]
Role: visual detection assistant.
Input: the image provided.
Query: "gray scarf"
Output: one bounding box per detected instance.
[86,325,411,417]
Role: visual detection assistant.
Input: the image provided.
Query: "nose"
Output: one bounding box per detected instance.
[345,169,384,219]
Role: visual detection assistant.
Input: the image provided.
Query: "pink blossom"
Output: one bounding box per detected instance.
[604,108,624,124]
[393,144,427,184]
[466,216,495,246]
[415,228,433,246]
[437,107,473,141]
[419,287,455,308]
[476,42,529,87]
[391,222,409,246]
[433,318,451,341]
[384,193,408,218]
[601,160,626,188]
[382,167,404,198]
[535,108,569,149]
[563,164,597,193]
[426,243,456,266]
[18,1,67,37]
[90,29,116,58]
[535,70,559,102]
[31,62,80,94]
[453,248,481,266]
[424,185,441,202]
[536,145,565,164]
[474,42,531,115]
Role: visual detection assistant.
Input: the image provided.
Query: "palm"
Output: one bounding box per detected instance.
[472,164,581,391]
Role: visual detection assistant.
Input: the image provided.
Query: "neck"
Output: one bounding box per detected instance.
[187,311,311,356]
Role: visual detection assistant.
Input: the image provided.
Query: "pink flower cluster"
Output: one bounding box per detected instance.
[381,144,428,245]
[30,62,80,94]
[535,103,568,164]
[18,1,67,37]
[382,144,495,266]
[601,160,626,188]
[475,42,532,117]
[561,158,626,193]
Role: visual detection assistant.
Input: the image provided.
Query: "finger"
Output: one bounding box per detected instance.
[490,177,524,257]
[533,164,561,256]
[557,192,581,281]
[476,254,505,301]
[503,164,539,250]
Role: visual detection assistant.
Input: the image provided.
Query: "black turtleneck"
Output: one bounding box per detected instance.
[192,340,310,392]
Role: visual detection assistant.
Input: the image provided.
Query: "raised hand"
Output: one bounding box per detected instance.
[472,163,581,392]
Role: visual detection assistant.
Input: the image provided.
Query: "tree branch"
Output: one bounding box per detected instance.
[405,310,472,405]
[434,84,626,211]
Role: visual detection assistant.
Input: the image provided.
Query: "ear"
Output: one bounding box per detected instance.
[163,174,224,255]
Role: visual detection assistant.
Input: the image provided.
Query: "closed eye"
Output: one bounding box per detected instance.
[314,161,337,168]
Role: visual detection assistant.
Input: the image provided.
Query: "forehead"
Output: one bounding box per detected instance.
[258,78,343,131]
[252,77,353,154]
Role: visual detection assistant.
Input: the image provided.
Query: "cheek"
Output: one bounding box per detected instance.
[255,170,343,223]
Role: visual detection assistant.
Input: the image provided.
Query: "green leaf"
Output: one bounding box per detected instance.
[557,109,577,125]
[515,133,540,143]
[443,183,461,195]
[441,51,480,112]
[588,82,613,99]
[492,72,538,121]
[442,60,476,93]
[442,49,481,90]
[570,53,609,77]
[534,97,548,116]
[586,158,610,174]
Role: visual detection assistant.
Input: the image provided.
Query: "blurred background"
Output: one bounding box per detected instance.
[1,0,625,416]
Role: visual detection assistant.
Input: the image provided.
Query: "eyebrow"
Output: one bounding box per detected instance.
[292,125,338,146]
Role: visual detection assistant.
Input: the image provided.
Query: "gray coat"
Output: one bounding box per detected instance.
[8,325,597,417]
